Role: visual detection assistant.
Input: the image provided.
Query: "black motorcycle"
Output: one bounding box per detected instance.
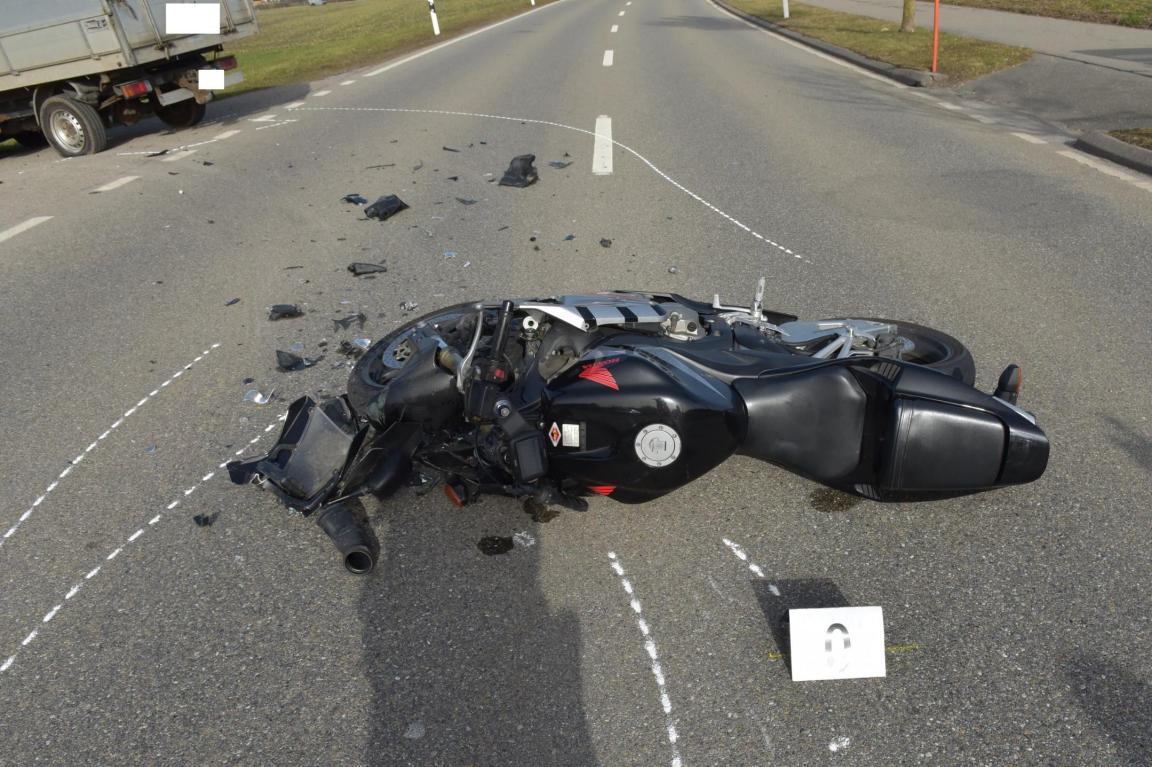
[228,282,1049,573]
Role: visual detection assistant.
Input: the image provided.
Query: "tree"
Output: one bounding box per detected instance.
[900,0,915,31]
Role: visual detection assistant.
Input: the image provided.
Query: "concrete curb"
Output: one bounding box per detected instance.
[1074,132,1152,177]
[711,0,944,87]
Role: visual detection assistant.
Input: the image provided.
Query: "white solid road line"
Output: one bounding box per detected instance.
[603,49,614,66]
[1011,132,1047,145]
[1057,150,1139,181]
[593,115,613,175]
[161,149,197,162]
[91,176,139,193]
[0,216,53,244]
[611,24,619,32]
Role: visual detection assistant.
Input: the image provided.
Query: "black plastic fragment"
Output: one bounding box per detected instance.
[193,512,219,527]
[446,176,459,181]
[443,146,460,153]
[548,160,573,169]
[599,238,612,248]
[333,312,367,331]
[364,195,409,220]
[269,304,304,320]
[478,536,515,556]
[202,161,214,166]
[365,163,395,169]
[225,297,241,306]
[563,234,575,241]
[338,340,366,357]
[455,197,477,206]
[277,350,321,371]
[347,262,387,276]
[499,154,539,188]
[342,193,368,205]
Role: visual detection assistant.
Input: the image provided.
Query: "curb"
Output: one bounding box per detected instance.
[1074,132,1152,177]
[711,0,943,88]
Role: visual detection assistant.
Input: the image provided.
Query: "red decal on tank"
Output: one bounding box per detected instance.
[589,485,616,496]
[579,358,620,390]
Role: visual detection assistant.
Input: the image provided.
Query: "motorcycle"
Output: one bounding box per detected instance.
[228,280,1049,573]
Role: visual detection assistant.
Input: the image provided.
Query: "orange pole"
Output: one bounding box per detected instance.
[931,0,940,73]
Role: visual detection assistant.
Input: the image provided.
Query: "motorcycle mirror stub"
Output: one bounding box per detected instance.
[788,606,886,682]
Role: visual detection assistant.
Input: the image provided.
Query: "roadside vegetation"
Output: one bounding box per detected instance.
[938,0,1150,29]
[225,0,553,95]
[724,1,1032,81]
[1110,128,1152,151]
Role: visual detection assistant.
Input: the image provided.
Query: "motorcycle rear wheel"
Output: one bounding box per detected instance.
[832,317,975,385]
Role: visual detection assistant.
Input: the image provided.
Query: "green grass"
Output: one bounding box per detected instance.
[225,0,553,95]
[938,0,1150,29]
[724,0,1032,81]
[1110,128,1152,151]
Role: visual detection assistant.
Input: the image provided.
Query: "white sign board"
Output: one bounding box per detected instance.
[166,4,221,35]
[788,606,886,682]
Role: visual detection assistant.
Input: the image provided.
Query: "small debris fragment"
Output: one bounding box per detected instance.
[268,304,304,320]
[668,266,679,274]
[599,238,612,248]
[403,721,426,740]
[497,225,509,231]
[364,195,409,221]
[201,161,214,166]
[242,377,255,385]
[499,154,539,188]
[446,176,459,181]
[364,163,395,170]
[455,197,477,206]
[399,300,419,312]
[412,160,424,172]
[563,234,575,241]
[342,193,368,205]
[333,312,368,330]
[283,265,303,270]
[146,149,169,157]
[193,512,219,527]
[443,251,457,259]
[244,389,273,404]
[144,445,157,455]
[225,297,241,306]
[276,350,321,371]
[442,146,460,153]
[478,536,515,555]
[828,736,851,753]
[548,160,573,169]
[347,262,387,276]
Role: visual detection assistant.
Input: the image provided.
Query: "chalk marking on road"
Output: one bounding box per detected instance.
[603,49,614,67]
[0,414,287,677]
[91,176,139,193]
[0,217,53,244]
[293,106,810,262]
[362,0,567,78]
[607,552,683,767]
[593,115,614,175]
[161,149,198,161]
[312,90,332,97]
[1011,132,1046,144]
[611,24,619,31]
[340,80,356,86]
[215,129,242,140]
[0,343,221,551]
[723,538,782,595]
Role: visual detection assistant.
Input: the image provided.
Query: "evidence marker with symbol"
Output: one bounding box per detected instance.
[634,424,681,468]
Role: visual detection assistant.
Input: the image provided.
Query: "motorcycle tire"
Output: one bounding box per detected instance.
[830,317,975,386]
[347,302,481,416]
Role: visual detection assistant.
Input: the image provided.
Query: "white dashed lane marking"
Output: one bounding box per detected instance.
[0,217,54,244]
[161,149,198,161]
[611,23,619,32]
[312,89,332,97]
[215,129,242,140]
[603,49,614,67]
[0,342,222,551]
[90,176,139,193]
[593,115,613,175]
[1012,132,1047,144]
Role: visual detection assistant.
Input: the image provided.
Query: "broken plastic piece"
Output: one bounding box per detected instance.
[446,176,459,181]
[244,389,273,404]
[412,160,424,172]
[193,512,219,527]
[268,304,304,320]
[563,234,575,241]
[499,154,539,188]
[202,161,214,166]
[399,300,419,312]
[668,266,679,274]
[364,195,409,221]
[443,146,460,153]
[276,350,321,372]
[455,197,477,206]
[548,160,573,169]
[225,297,241,306]
[600,238,612,248]
[365,163,395,170]
[333,313,367,331]
[347,262,387,276]
[443,251,457,259]
[342,194,368,205]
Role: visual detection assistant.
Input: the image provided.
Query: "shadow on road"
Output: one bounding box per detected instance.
[754,578,849,669]
[1100,414,1152,473]
[358,493,596,766]
[1067,650,1152,766]
[646,14,748,30]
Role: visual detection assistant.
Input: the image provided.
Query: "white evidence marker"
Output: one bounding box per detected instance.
[788,606,886,682]
[198,69,225,90]
[603,49,614,66]
[611,24,619,32]
[165,3,221,35]
[0,216,53,244]
[592,115,613,175]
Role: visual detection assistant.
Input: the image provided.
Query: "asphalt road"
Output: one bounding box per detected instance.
[1,0,1151,764]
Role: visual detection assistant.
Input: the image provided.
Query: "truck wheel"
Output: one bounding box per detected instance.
[14,131,48,149]
[38,95,107,156]
[155,100,206,129]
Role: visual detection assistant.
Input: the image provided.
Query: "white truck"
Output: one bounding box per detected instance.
[1,1,258,156]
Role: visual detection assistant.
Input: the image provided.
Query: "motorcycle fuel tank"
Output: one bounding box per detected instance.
[540,346,746,502]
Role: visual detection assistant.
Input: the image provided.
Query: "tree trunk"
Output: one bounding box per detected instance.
[900,0,916,31]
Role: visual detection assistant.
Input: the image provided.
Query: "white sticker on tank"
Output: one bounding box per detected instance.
[634,424,681,467]
[562,423,581,447]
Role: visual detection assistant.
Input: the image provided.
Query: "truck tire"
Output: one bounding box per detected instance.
[38,95,107,157]
[14,131,48,149]
[155,100,206,129]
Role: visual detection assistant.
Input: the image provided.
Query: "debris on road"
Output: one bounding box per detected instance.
[548,159,573,169]
[276,350,321,371]
[599,238,612,248]
[668,266,679,274]
[333,312,367,331]
[443,251,457,259]
[365,163,395,170]
[202,161,214,167]
[268,304,304,320]
[446,176,459,181]
[478,536,515,555]
[399,300,419,313]
[364,195,408,221]
[338,337,372,357]
[342,193,368,205]
[499,154,538,187]
[347,261,387,276]
[225,297,241,306]
[442,146,460,153]
[193,512,219,527]
[455,197,477,206]
[403,721,426,740]
[244,389,274,404]
[146,149,168,157]
[412,160,424,172]
[563,234,575,241]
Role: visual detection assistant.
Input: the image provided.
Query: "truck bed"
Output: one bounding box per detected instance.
[0,0,257,94]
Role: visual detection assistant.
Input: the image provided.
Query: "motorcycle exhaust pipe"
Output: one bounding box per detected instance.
[315,503,379,574]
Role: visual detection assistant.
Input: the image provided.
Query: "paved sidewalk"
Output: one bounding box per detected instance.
[796,0,1152,130]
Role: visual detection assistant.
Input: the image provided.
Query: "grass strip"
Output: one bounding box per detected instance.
[1110,128,1152,151]
[723,0,1032,81]
[938,0,1149,29]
